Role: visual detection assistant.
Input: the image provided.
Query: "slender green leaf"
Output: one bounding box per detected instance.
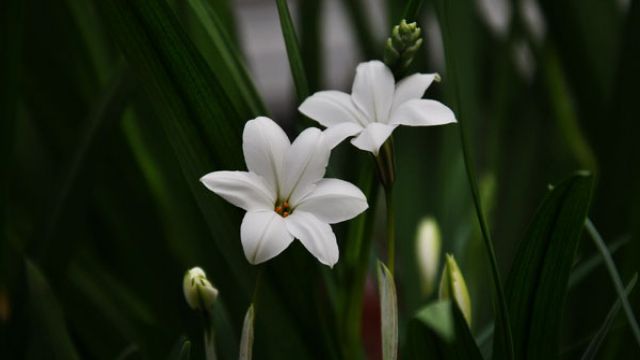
[338,160,378,359]
[341,0,378,59]
[377,261,398,360]
[497,173,594,359]
[298,0,323,91]
[39,64,133,260]
[115,344,140,360]
[406,300,483,359]
[25,259,80,360]
[95,0,252,297]
[586,219,640,347]
[401,0,424,22]
[0,0,22,293]
[581,274,638,360]
[168,337,191,360]
[275,0,310,103]
[569,237,628,287]
[185,0,266,117]
[239,304,255,360]
[434,0,514,357]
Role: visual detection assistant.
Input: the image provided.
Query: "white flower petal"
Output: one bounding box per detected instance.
[322,123,363,149]
[285,211,338,267]
[282,127,330,204]
[351,60,395,123]
[242,117,290,195]
[391,73,439,111]
[389,99,457,127]
[241,210,294,264]
[350,122,397,155]
[299,91,368,128]
[200,171,275,211]
[296,178,368,224]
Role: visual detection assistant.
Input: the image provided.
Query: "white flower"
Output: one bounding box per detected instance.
[299,60,457,156]
[200,117,368,267]
[415,217,442,297]
[183,267,219,311]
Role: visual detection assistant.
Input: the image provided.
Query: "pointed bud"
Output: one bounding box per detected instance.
[439,254,472,326]
[384,19,424,76]
[415,217,441,297]
[183,267,219,311]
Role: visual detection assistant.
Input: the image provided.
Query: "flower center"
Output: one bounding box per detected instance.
[274,200,292,218]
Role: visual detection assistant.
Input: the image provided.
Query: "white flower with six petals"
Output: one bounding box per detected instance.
[299,60,457,155]
[201,117,368,267]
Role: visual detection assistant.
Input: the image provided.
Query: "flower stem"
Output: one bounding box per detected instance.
[385,187,396,275]
[252,267,263,311]
[200,309,217,360]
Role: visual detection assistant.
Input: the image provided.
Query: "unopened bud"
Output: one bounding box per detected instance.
[415,217,441,297]
[384,19,424,75]
[439,254,472,326]
[183,267,219,311]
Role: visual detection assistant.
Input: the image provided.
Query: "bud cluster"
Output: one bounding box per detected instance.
[384,20,424,75]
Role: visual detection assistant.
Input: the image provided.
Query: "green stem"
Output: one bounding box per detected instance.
[202,313,217,360]
[385,187,396,275]
[586,219,640,347]
[252,267,263,310]
[341,166,378,360]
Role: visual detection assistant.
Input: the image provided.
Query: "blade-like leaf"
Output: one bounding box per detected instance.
[239,304,255,360]
[185,0,266,117]
[275,0,310,103]
[168,336,191,360]
[24,259,80,360]
[569,237,628,287]
[402,0,424,21]
[39,64,133,260]
[585,219,640,347]
[497,173,594,359]
[581,274,638,360]
[95,0,252,297]
[406,300,483,359]
[434,0,514,357]
[377,260,398,360]
[338,160,378,359]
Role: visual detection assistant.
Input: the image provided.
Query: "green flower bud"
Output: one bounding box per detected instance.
[183,267,219,311]
[439,254,472,326]
[384,19,424,76]
[415,217,441,297]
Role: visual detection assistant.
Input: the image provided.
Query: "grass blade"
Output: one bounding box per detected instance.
[377,261,398,360]
[501,173,594,358]
[569,237,628,287]
[298,0,323,91]
[38,65,133,260]
[406,300,483,359]
[185,0,266,117]
[585,219,640,348]
[402,0,424,21]
[581,274,638,360]
[434,0,514,357]
[341,0,378,59]
[275,0,310,103]
[168,336,192,360]
[25,259,80,360]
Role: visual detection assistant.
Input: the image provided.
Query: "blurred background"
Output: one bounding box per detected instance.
[1,0,638,358]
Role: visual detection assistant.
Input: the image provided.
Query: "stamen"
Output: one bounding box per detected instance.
[274,200,292,217]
